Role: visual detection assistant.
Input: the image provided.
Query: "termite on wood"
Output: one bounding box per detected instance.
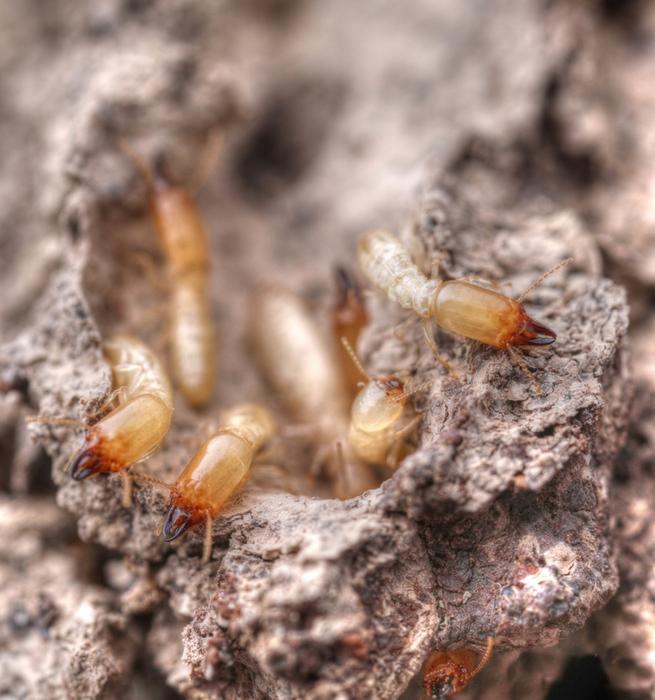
[250,286,378,499]
[358,229,572,393]
[331,265,369,397]
[340,338,420,469]
[28,335,173,506]
[422,637,494,699]
[162,403,275,563]
[121,140,219,409]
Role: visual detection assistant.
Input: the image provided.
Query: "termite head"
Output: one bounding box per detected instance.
[510,307,556,347]
[351,376,406,432]
[69,433,118,480]
[333,266,368,328]
[422,654,471,699]
[163,492,203,542]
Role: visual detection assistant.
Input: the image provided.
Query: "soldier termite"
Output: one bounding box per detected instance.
[422,637,494,699]
[27,335,173,507]
[340,338,421,469]
[120,140,219,409]
[358,229,572,393]
[250,286,378,499]
[331,266,369,397]
[162,403,275,563]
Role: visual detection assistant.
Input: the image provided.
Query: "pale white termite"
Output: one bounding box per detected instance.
[250,286,379,499]
[358,229,571,391]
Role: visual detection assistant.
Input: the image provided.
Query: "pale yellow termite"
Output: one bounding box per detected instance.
[28,335,173,505]
[358,229,572,392]
[250,286,379,499]
[122,143,217,409]
[340,338,420,469]
[162,403,275,562]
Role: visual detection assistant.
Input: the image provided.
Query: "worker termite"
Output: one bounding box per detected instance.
[121,140,219,409]
[358,229,572,393]
[27,335,173,506]
[331,266,369,397]
[340,338,420,469]
[250,286,379,499]
[422,637,494,699]
[162,403,275,563]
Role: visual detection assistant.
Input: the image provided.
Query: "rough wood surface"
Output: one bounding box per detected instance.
[0,1,647,698]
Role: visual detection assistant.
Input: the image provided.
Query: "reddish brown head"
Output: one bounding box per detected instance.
[422,651,476,699]
[510,306,557,347]
[69,433,122,480]
[162,492,204,542]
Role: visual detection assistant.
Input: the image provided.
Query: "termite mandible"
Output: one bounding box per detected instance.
[28,335,173,506]
[358,229,572,393]
[422,637,494,699]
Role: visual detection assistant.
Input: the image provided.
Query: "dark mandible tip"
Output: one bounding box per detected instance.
[70,450,100,481]
[522,317,557,346]
[162,505,193,542]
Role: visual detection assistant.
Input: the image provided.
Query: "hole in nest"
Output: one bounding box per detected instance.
[545,655,617,700]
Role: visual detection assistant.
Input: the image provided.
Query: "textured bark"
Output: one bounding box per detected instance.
[0,1,643,699]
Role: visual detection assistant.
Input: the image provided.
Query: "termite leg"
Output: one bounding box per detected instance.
[120,470,133,509]
[190,129,225,193]
[309,442,333,478]
[507,345,542,396]
[421,319,460,379]
[386,415,422,469]
[202,513,213,564]
[392,314,418,341]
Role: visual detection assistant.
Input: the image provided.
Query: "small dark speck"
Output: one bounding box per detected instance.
[73,302,87,320]
[8,606,31,633]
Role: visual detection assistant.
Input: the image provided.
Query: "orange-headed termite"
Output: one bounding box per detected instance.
[331,266,369,397]
[121,142,218,409]
[422,637,494,699]
[162,403,275,563]
[340,337,420,469]
[358,229,572,392]
[28,335,173,505]
[250,286,378,499]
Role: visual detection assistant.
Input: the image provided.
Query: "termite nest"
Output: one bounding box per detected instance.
[22,126,584,700]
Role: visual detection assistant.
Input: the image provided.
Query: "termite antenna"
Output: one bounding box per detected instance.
[397,379,432,402]
[516,257,574,304]
[117,139,155,190]
[130,471,173,492]
[469,637,494,679]
[25,415,86,430]
[340,337,371,382]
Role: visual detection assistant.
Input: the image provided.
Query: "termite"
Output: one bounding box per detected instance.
[340,337,420,469]
[121,140,219,409]
[27,335,173,506]
[358,229,572,392]
[331,266,369,397]
[162,403,275,563]
[250,286,379,499]
[422,637,494,699]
